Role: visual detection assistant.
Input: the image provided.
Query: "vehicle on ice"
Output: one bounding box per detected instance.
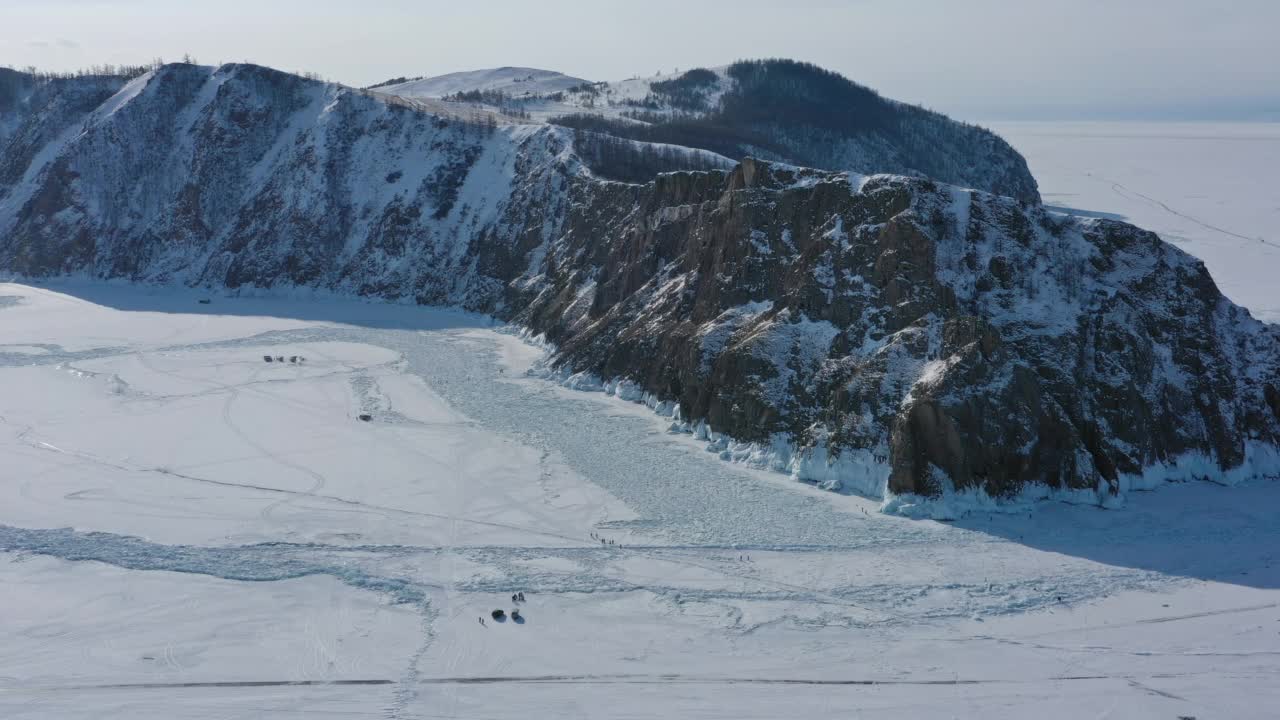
[491,609,505,620]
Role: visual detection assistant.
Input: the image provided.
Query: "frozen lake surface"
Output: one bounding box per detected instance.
[2,280,1278,719]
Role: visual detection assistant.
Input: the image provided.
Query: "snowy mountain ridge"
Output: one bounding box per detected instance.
[373,60,1041,203]
[1,62,1278,513]
[376,64,737,118]
[371,66,590,99]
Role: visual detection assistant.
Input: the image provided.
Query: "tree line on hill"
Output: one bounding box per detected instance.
[570,130,730,184]
[550,59,1032,199]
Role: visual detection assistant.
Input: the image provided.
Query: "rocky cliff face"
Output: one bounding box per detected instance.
[515,159,1280,511]
[3,63,1277,512]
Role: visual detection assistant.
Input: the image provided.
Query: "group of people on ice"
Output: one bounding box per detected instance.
[590,531,619,547]
[479,592,525,626]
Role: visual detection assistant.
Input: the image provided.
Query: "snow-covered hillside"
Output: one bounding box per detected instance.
[372,66,589,99]
[0,63,575,306]
[405,65,739,123]
[370,65,731,116]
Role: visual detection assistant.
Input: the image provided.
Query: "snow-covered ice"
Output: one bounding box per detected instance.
[1,281,1278,719]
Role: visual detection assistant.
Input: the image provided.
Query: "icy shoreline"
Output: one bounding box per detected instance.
[514,327,1280,520]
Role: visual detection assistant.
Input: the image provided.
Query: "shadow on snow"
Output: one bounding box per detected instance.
[9,279,496,333]
[948,477,1280,590]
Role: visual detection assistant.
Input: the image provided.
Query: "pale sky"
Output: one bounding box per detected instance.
[4,0,1278,121]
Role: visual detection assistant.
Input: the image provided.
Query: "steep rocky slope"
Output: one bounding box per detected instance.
[2,63,1276,512]
[0,69,128,193]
